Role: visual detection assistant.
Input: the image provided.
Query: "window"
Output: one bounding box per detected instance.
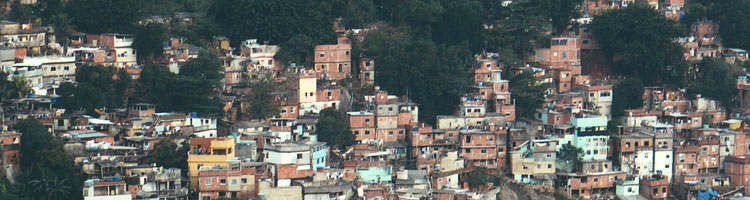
[663,188,667,193]
[465,149,471,153]
[297,153,303,159]
[345,51,350,56]
[50,67,56,71]
[481,149,487,154]
[203,196,211,200]
[653,188,658,194]
[365,131,370,135]
[220,179,226,185]
[232,180,238,185]
[389,131,394,135]
[600,92,611,97]
[665,164,670,168]
[205,179,212,186]
[466,136,471,143]
[399,131,404,135]
[241,178,247,184]
[547,164,552,169]
[354,131,359,135]
[319,53,325,58]
[593,178,598,183]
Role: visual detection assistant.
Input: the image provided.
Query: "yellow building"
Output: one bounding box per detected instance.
[187,137,236,189]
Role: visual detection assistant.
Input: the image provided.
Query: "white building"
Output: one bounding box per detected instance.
[83,179,132,200]
[653,149,673,181]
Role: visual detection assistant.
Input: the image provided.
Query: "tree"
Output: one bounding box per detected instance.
[316,108,353,149]
[432,0,483,53]
[134,23,168,63]
[467,169,489,189]
[274,34,315,68]
[37,0,65,24]
[67,0,144,33]
[342,0,377,28]
[687,58,743,107]
[395,0,444,37]
[611,78,645,118]
[534,0,584,34]
[9,1,37,23]
[684,0,750,50]
[148,140,188,174]
[557,143,583,172]
[208,0,336,47]
[48,14,75,54]
[179,51,223,85]
[137,53,224,116]
[6,76,32,99]
[509,70,550,119]
[14,119,81,200]
[590,5,687,86]
[246,77,276,119]
[56,65,131,114]
[362,30,471,124]
[482,0,551,56]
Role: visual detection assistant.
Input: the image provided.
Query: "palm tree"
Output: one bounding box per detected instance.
[28,172,71,200]
[6,76,31,99]
[49,14,75,55]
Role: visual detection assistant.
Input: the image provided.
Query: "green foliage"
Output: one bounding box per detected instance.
[687,58,744,107]
[14,119,81,200]
[509,70,550,119]
[611,78,645,118]
[316,108,354,149]
[590,5,687,86]
[9,1,37,23]
[48,14,75,47]
[342,0,377,29]
[362,30,471,124]
[56,65,131,114]
[275,34,316,68]
[179,51,224,84]
[208,0,336,47]
[467,169,490,189]
[246,77,276,119]
[6,76,31,100]
[432,0,483,53]
[134,23,168,63]
[149,140,189,176]
[67,0,144,33]
[395,0,444,37]
[482,0,551,56]
[534,0,584,34]
[137,52,224,116]
[557,143,583,172]
[37,0,66,24]
[684,0,750,50]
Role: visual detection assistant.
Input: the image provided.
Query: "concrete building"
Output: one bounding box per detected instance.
[313,40,351,80]
[187,138,236,189]
[197,161,264,200]
[510,139,557,187]
[83,178,132,200]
